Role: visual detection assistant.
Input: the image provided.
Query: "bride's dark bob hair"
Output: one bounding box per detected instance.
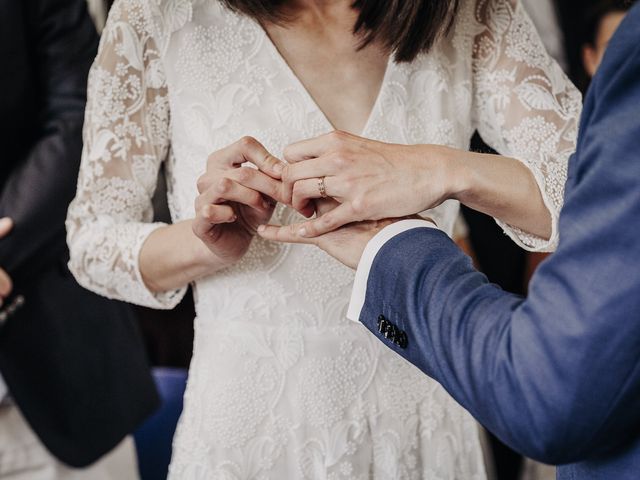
[220,0,461,62]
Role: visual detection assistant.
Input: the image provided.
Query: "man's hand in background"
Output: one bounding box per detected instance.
[0,217,13,306]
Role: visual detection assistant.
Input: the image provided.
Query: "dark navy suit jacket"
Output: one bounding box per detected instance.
[356,4,640,479]
[0,0,158,466]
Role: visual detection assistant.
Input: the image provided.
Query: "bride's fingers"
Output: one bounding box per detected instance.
[206,137,286,180]
[233,137,285,179]
[229,167,288,204]
[197,178,270,212]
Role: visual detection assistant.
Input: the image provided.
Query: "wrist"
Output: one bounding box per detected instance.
[413,144,471,205]
[186,222,227,272]
[436,145,474,203]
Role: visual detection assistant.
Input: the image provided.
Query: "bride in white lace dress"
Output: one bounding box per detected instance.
[66,0,580,478]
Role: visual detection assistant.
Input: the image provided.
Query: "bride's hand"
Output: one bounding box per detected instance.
[193,137,291,265]
[280,130,462,237]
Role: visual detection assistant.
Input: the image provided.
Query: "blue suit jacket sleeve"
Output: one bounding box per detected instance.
[358,7,640,465]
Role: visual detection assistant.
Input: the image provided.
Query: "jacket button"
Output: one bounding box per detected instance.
[377,316,387,334]
[396,331,408,349]
[384,323,396,342]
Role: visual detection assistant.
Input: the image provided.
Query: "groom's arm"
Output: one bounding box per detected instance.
[0,0,98,280]
[350,8,640,465]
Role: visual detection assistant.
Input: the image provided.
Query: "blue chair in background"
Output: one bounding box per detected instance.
[134,367,188,480]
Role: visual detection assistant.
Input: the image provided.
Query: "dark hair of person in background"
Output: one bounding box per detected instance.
[582,0,632,45]
[220,0,460,62]
[557,0,635,92]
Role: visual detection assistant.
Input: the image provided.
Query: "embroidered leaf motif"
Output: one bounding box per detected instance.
[275,90,306,131]
[486,0,512,36]
[111,21,144,71]
[145,58,166,89]
[163,0,193,33]
[274,322,304,370]
[516,82,560,111]
[89,129,118,161]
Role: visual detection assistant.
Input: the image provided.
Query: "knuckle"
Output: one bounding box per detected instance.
[217,177,232,194]
[351,196,367,216]
[196,175,210,193]
[263,153,276,167]
[330,152,347,168]
[239,136,257,149]
[322,214,337,229]
[235,167,252,183]
[281,164,292,183]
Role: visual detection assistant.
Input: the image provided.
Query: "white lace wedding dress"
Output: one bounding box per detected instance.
[66,0,580,478]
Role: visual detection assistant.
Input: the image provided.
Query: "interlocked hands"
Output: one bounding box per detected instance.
[193,132,443,268]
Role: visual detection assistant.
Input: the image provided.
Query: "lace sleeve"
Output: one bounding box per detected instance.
[471,0,582,251]
[66,0,186,309]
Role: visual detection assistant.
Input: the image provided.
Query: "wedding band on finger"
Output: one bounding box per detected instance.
[318,177,328,198]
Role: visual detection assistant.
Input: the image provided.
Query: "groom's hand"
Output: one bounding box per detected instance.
[257,198,396,269]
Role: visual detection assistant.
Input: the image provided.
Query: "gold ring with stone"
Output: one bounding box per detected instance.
[318,177,327,198]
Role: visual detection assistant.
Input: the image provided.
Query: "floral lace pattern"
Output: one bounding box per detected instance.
[66,0,580,478]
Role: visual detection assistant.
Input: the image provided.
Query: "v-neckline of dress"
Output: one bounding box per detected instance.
[255,21,394,138]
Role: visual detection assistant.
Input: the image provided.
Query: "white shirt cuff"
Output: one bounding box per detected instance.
[347,219,438,322]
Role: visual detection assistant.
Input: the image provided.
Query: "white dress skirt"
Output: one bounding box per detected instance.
[66,0,581,477]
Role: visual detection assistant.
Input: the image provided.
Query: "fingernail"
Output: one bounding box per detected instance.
[298,228,307,237]
[0,218,11,229]
[257,225,266,233]
[229,215,237,223]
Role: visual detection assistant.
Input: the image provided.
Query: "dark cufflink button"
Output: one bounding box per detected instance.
[377,315,387,334]
[396,331,408,349]
[384,323,396,342]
